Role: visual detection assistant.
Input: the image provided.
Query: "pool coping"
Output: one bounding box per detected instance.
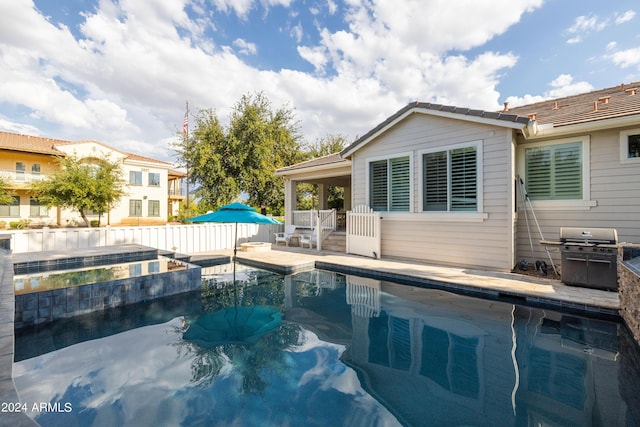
[220,247,621,321]
[0,249,38,427]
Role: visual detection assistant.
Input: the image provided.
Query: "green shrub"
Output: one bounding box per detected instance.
[90,220,100,227]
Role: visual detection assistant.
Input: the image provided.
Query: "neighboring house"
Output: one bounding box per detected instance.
[0,131,186,227]
[278,82,640,271]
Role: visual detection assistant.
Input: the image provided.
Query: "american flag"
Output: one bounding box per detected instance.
[182,111,188,135]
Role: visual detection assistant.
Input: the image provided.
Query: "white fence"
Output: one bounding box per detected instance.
[5,223,283,254]
[346,205,381,259]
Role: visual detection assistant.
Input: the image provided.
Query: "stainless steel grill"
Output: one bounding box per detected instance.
[559,227,618,291]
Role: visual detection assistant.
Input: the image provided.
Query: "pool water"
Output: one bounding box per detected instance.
[13,257,187,295]
[13,266,640,427]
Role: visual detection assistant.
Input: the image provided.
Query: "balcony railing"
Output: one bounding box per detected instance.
[168,188,186,196]
[0,170,48,184]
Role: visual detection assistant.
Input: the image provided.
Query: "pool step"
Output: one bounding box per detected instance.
[321,231,346,252]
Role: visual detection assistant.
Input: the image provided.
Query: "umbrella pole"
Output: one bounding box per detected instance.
[233,221,238,262]
[233,221,237,298]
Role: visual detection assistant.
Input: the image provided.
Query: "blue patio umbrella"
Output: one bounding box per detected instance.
[183,305,282,347]
[184,202,281,259]
[184,203,282,348]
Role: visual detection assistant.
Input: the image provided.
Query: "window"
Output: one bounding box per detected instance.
[629,134,640,158]
[525,141,582,200]
[420,324,480,398]
[31,164,41,175]
[129,171,142,185]
[148,172,160,187]
[0,196,20,217]
[620,129,640,164]
[29,197,48,217]
[148,200,160,217]
[129,199,142,216]
[148,261,160,273]
[422,144,479,212]
[15,162,25,181]
[368,156,410,211]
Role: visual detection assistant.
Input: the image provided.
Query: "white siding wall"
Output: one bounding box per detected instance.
[515,127,640,270]
[351,114,516,271]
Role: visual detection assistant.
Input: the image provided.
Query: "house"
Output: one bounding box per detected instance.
[0,131,186,227]
[277,82,640,272]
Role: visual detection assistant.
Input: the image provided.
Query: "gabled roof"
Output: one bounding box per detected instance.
[503,81,640,128]
[0,131,173,166]
[276,153,350,175]
[341,102,531,157]
[341,81,640,158]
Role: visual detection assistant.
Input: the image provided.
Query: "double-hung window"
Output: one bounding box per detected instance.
[29,197,48,217]
[148,200,160,217]
[369,155,411,212]
[0,196,20,217]
[15,162,25,181]
[129,171,142,186]
[524,141,582,200]
[422,143,480,212]
[620,128,640,164]
[129,199,142,216]
[148,172,160,187]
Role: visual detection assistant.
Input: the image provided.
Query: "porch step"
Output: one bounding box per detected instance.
[322,231,346,252]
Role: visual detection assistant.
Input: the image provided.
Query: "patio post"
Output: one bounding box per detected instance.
[284,178,296,225]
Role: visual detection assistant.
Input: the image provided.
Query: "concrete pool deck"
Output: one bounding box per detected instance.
[197,245,620,317]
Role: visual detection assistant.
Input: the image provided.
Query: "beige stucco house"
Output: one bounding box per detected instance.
[0,131,186,227]
[277,82,640,272]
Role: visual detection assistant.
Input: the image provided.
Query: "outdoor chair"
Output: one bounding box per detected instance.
[300,228,317,249]
[274,225,296,246]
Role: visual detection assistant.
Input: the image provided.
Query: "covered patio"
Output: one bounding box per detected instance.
[276,153,351,249]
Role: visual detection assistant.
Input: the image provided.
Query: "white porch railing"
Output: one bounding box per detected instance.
[292,209,336,250]
[292,209,336,229]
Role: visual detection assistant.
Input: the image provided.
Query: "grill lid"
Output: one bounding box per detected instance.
[560,227,618,245]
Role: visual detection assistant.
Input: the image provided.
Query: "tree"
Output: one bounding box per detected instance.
[174,92,304,212]
[0,177,14,206]
[304,134,348,158]
[298,134,350,210]
[31,155,126,227]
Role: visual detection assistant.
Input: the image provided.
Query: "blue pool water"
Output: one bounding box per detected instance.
[13,265,640,427]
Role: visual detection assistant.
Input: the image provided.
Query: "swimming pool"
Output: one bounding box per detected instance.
[13,265,640,426]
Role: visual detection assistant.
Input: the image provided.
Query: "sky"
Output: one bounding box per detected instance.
[0,0,638,164]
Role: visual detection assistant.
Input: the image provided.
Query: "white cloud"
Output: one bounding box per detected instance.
[567,15,609,35]
[327,0,338,15]
[505,74,594,107]
[233,38,257,55]
[615,10,636,24]
[609,47,640,68]
[566,9,635,44]
[0,0,547,162]
[290,22,303,43]
[210,0,254,18]
[297,45,328,72]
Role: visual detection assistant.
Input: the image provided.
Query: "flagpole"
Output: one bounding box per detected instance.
[184,101,190,218]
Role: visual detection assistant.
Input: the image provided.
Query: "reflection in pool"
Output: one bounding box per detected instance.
[13,266,640,426]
